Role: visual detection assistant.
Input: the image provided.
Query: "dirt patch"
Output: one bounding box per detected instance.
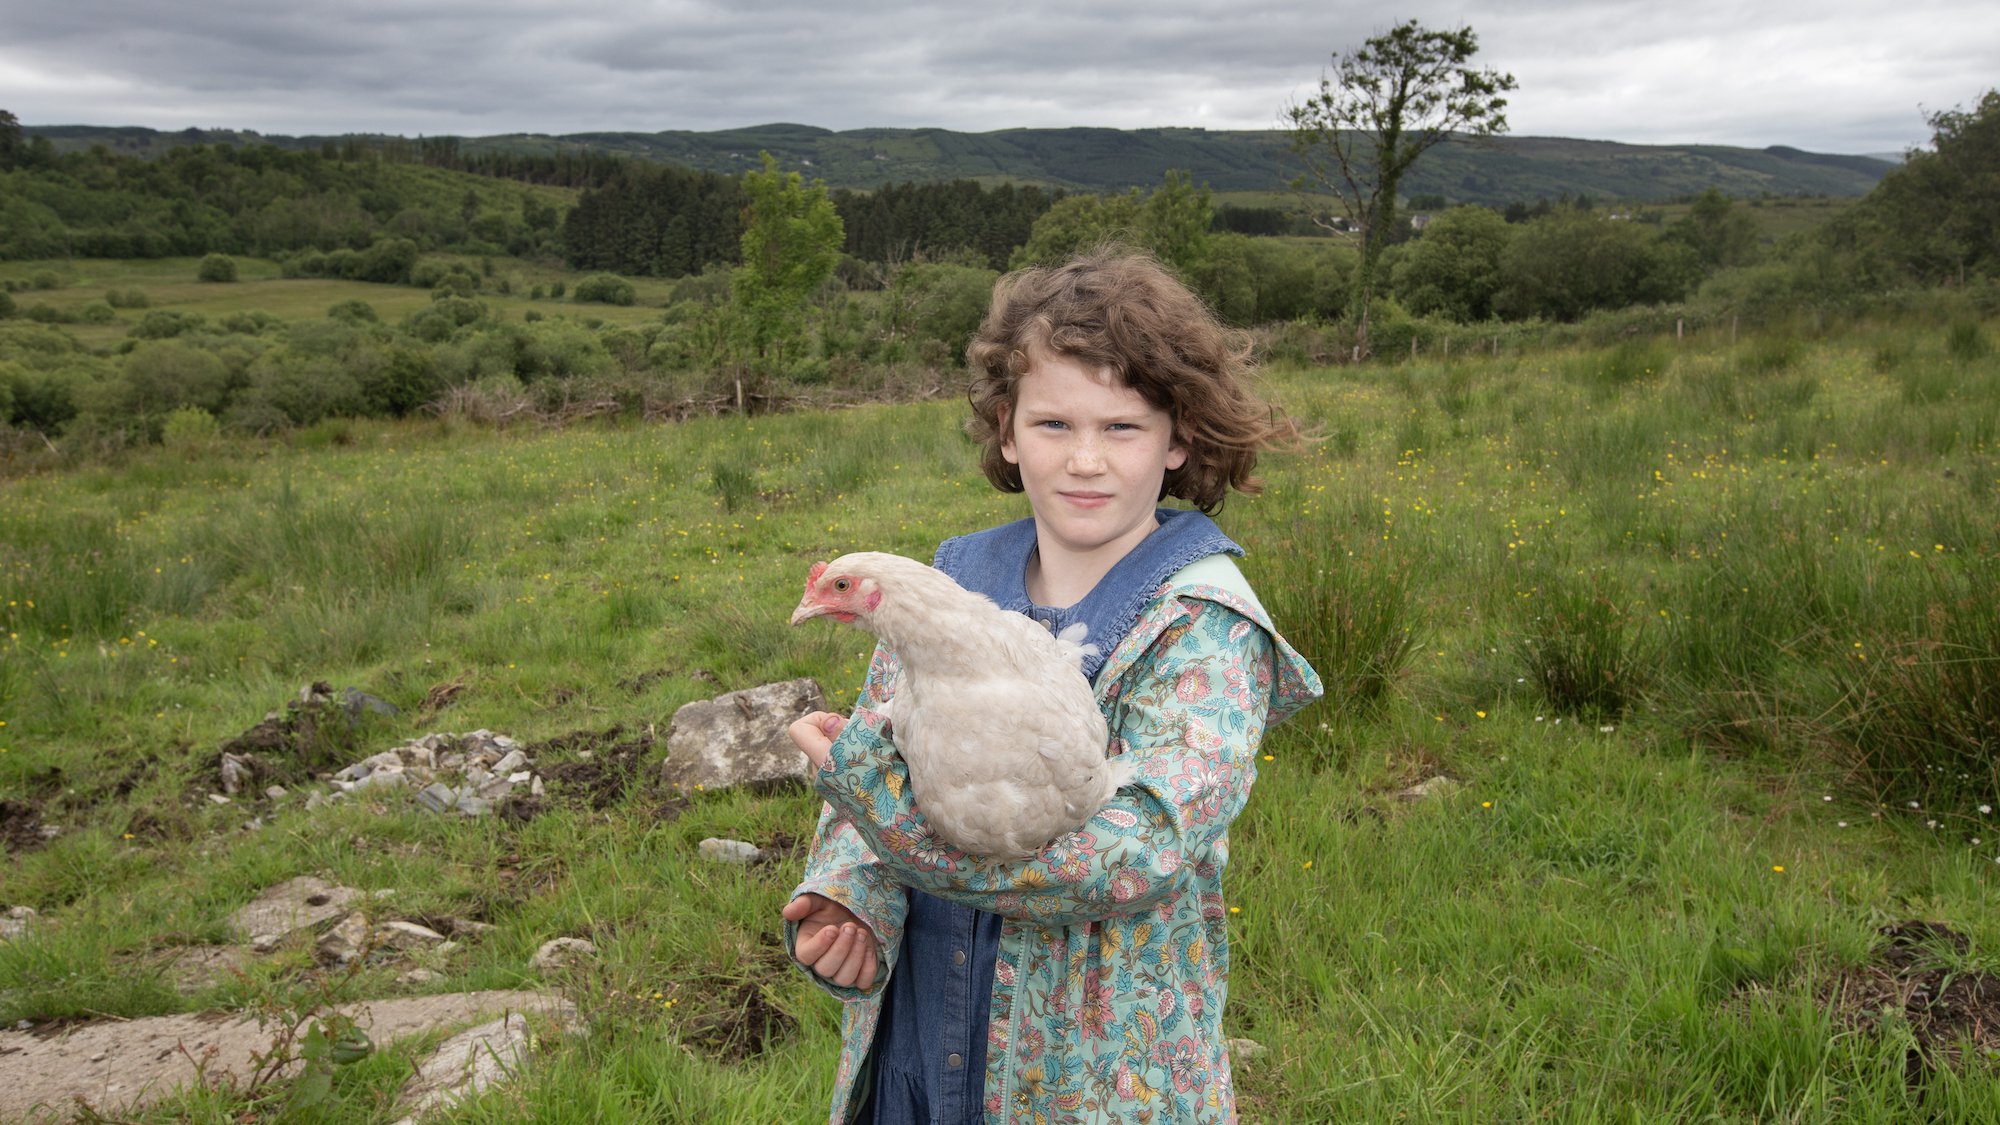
[1,799,48,854]
[1820,920,2000,1081]
[677,977,798,1062]
[530,726,655,811]
[215,682,392,788]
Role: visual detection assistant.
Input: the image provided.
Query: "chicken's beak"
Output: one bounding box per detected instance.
[789,594,828,626]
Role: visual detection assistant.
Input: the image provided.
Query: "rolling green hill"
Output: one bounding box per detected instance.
[28,122,1892,204]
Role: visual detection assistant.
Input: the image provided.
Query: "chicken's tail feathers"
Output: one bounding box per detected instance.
[1053,622,1099,669]
[1104,753,1137,792]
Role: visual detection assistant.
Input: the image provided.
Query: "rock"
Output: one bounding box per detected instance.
[416,783,458,813]
[343,688,400,719]
[218,753,255,795]
[206,793,232,806]
[1226,1037,1267,1066]
[1395,775,1460,802]
[227,876,360,948]
[160,945,248,994]
[698,837,766,865]
[492,749,527,775]
[317,917,450,966]
[0,989,565,1121]
[2,905,37,942]
[529,938,597,973]
[453,795,491,817]
[265,785,288,800]
[658,679,825,792]
[389,1010,558,1125]
[398,967,439,985]
[352,764,408,791]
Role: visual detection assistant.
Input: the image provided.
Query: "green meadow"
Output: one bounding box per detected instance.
[1,308,1997,1121]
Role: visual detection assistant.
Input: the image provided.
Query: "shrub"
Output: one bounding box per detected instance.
[78,303,116,325]
[129,310,209,340]
[547,280,566,299]
[104,289,150,309]
[24,304,76,324]
[0,291,12,318]
[160,405,221,451]
[197,253,238,283]
[29,271,58,291]
[327,299,379,325]
[219,310,282,335]
[574,274,636,306]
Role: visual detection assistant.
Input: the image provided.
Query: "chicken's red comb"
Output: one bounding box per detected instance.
[806,560,828,588]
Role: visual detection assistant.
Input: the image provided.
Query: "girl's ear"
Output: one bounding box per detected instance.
[1166,441,1188,471]
[998,403,1019,465]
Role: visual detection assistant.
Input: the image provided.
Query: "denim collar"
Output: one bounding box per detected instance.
[933,508,1241,684]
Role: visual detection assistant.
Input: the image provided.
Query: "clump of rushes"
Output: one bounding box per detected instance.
[1511,563,1651,721]
[1831,561,1999,814]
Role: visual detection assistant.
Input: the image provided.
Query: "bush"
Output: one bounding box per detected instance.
[197,253,238,283]
[23,304,75,324]
[327,299,380,325]
[160,405,221,451]
[0,291,12,318]
[30,271,58,291]
[574,274,636,306]
[78,303,116,325]
[104,289,150,309]
[1946,319,1990,362]
[219,310,283,335]
[129,310,209,339]
[547,280,566,299]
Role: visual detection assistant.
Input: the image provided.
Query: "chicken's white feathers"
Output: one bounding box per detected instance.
[794,551,1129,858]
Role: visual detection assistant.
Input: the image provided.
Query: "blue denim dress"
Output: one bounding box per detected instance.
[861,510,1241,1125]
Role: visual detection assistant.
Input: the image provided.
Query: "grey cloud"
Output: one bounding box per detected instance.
[0,0,1992,152]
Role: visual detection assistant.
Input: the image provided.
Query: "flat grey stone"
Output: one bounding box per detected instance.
[227,876,359,946]
[659,679,824,792]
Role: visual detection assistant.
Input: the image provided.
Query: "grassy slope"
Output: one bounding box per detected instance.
[1,319,1997,1120]
[29,123,1893,202]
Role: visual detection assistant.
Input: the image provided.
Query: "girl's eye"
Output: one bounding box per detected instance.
[833,578,851,592]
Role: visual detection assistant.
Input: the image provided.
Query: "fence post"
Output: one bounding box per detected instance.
[1411,337,1418,361]
[1731,315,1739,345]
[1676,318,1684,342]
[1492,336,1499,357]
[1443,336,1450,359]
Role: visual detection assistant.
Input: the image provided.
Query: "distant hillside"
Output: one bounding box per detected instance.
[27,122,1893,204]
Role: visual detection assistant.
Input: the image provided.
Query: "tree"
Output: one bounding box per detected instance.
[732,152,844,368]
[1285,21,1516,355]
[1854,89,2000,284]
[0,109,20,169]
[1667,188,1759,271]
[1391,204,1511,321]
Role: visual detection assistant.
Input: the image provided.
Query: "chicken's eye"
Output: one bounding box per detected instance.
[833,578,852,592]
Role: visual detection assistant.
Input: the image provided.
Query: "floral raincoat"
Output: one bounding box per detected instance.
[788,554,1322,1124]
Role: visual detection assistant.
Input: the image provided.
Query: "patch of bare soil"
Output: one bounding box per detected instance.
[527,726,655,812]
[0,799,48,854]
[677,976,798,1062]
[216,682,395,791]
[1821,920,2000,1081]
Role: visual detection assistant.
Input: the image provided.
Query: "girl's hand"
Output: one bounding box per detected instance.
[788,711,847,771]
[782,892,879,989]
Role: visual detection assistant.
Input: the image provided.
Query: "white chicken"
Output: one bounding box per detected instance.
[789,551,1131,859]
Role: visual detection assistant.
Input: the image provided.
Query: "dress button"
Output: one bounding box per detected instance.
[947,1052,964,1068]
[953,949,967,966]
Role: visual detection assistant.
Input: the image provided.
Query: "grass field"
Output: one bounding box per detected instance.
[0,257,676,351]
[1,309,1997,1120]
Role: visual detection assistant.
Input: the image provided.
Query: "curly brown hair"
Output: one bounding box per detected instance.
[964,246,1297,513]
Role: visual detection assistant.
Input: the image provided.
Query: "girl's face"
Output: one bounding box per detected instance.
[1001,348,1187,567]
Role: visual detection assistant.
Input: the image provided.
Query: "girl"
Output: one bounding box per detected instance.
[784,248,1321,1124]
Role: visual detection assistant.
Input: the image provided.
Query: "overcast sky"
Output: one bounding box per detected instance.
[2,1,1993,155]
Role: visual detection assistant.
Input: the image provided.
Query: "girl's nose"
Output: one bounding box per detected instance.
[1068,441,1105,474]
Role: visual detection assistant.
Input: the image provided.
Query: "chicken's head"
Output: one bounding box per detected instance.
[789,558,883,627]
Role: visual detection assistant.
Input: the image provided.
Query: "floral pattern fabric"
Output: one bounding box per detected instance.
[788,573,1322,1125]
